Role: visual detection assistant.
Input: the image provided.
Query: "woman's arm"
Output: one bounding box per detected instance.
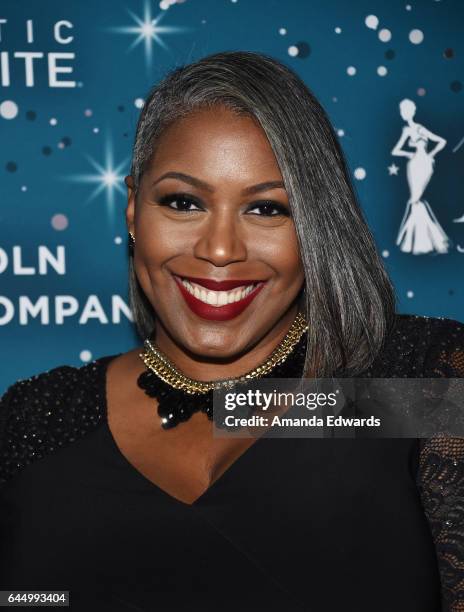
[417,320,464,611]
[0,382,18,463]
[418,437,464,611]
[391,127,414,159]
[417,125,447,158]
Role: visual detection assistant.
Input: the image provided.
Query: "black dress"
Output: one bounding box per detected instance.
[0,313,463,612]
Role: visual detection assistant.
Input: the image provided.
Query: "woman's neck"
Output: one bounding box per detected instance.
[151,304,301,382]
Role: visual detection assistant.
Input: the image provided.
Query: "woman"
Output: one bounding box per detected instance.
[1,51,463,611]
[392,98,450,255]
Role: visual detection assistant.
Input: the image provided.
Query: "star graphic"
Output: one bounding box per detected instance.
[65,136,129,212]
[109,1,190,71]
[388,164,399,175]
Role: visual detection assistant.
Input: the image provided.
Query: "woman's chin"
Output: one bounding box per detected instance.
[179,335,249,361]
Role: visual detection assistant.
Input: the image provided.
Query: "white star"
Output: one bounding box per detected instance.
[388,163,399,175]
[65,136,129,211]
[109,0,190,71]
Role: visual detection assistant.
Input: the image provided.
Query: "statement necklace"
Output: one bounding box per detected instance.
[137,312,309,429]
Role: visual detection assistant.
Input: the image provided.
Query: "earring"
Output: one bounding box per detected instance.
[128,231,135,244]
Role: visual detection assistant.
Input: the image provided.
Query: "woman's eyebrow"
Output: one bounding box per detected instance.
[152,171,285,195]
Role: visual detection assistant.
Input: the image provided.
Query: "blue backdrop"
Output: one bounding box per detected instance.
[1,0,463,392]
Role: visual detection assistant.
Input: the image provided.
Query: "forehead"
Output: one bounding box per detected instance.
[148,106,281,178]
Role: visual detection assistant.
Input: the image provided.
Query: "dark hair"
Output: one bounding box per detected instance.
[128,50,397,377]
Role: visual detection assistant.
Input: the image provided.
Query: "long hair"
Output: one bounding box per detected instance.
[128,50,397,377]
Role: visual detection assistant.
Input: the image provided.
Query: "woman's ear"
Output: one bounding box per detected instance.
[125,175,135,235]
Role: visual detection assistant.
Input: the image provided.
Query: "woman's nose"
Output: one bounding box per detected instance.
[193,212,247,267]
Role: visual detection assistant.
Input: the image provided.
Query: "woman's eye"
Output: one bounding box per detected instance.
[158,194,202,212]
[247,201,290,217]
[157,194,289,217]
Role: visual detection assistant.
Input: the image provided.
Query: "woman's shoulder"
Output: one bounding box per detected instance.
[393,312,463,336]
[417,314,464,377]
[0,353,120,484]
[0,353,119,408]
[369,313,464,377]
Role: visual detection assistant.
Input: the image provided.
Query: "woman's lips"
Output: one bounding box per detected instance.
[172,274,267,321]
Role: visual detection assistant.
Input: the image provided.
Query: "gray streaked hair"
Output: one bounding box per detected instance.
[128,50,397,377]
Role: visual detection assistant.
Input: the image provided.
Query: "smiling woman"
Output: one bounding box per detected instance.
[126,104,306,367]
[1,51,464,612]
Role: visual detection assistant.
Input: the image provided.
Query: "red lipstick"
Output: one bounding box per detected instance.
[172,275,266,321]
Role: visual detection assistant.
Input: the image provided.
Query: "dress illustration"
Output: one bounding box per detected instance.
[391,99,450,255]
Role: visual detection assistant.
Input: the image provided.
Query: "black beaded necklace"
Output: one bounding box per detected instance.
[136,321,308,430]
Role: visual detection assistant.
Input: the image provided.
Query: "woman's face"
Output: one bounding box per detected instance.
[126,105,305,359]
[400,101,416,121]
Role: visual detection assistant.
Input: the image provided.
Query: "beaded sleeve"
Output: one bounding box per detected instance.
[0,361,107,485]
[417,318,464,611]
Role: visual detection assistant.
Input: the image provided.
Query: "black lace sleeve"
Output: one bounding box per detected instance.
[417,318,464,611]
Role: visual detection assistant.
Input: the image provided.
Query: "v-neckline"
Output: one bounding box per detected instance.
[97,354,266,508]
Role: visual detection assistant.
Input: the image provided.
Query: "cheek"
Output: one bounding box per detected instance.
[131,221,175,299]
[253,227,303,281]
[134,240,164,279]
[286,233,304,271]
[135,212,185,268]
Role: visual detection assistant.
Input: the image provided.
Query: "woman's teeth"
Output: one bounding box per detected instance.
[180,278,258,307]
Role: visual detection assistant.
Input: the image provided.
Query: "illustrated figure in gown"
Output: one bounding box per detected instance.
[391,98,450,254]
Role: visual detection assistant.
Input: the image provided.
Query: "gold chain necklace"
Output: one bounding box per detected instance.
[139,311,308,395]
